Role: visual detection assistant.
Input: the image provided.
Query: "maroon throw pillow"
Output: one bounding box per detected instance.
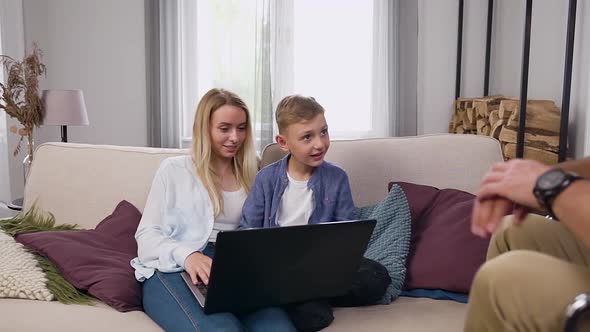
[15,200,142,312]
[390,182,490,293]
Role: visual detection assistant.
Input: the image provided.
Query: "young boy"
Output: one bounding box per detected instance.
[240,95,389,331]
[240,94,357,228]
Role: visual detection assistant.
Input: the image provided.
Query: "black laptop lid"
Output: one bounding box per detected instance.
[203,219,376,314]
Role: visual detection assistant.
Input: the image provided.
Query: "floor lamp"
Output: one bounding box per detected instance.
[42,89,89,142]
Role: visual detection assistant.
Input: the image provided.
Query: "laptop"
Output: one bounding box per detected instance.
[181,219,376,314]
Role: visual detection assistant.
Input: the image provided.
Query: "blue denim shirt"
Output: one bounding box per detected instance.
[240,154,357,228]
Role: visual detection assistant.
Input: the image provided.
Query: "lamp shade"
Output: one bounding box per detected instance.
[42,89,89,126]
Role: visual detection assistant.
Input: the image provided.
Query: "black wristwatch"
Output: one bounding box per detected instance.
[533,168,582,220]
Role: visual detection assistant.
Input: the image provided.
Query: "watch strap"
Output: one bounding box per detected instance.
[536,170,582,220]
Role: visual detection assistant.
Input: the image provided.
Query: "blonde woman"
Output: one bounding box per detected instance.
[132,89,296,332]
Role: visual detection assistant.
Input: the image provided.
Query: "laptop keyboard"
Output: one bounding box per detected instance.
[197,282,208,297]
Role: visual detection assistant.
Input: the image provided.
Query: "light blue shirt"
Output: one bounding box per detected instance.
[131,155,217,281]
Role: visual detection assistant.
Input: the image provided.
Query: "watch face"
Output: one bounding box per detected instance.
[537,169,566,190]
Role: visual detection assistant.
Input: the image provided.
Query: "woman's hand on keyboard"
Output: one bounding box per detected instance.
[184,252,212,285]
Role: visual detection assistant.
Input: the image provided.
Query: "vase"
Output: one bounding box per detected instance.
[22,137,34,185]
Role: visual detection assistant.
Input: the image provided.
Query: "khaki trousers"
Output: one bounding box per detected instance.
[464,214,590,332]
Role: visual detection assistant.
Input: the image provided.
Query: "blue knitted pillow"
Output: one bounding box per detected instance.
[357,184,412,304]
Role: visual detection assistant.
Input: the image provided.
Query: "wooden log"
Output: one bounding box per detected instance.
[505,100,561,134]
[455,98,473,111]
[462,118,475,131]
[477,123,491,136]
[503,143,558,165]
[466,107,477,125]
[489,110,500,127]
[457,108,474,130]
[498,99,519,120]
[476,118,489,135]
[490,119,504,139]
[452,114,461,129]
[473,95,504,118]
[498,125,559,152]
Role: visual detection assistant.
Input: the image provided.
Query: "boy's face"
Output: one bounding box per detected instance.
[276,113,330,173]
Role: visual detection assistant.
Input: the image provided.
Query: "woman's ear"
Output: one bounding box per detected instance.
[276,134,290,152]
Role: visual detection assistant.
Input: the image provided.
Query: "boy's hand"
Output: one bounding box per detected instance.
[184,252,212,285]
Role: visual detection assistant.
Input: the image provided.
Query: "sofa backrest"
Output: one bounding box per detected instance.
[261,134,503,206]
[24,134,503,228]
[24,143,187,228]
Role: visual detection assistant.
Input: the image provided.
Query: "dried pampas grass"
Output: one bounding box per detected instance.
[0,43,46,159]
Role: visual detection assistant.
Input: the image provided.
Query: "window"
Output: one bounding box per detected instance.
[182,0,257,140]
[177,0,394,147]
[292,0,374,138]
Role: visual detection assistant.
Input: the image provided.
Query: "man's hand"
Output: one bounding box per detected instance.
[471,159,550,238]
[471,197,512,238]
[477,159,550,208]
[184,251,212,285]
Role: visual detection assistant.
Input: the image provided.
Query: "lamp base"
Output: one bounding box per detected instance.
[7,197,23,211]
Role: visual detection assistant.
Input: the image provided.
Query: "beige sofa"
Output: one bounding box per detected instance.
[0,133,504,332]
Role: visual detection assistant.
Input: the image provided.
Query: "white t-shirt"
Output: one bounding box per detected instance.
[208,188,247,242]
[276,172,315,227]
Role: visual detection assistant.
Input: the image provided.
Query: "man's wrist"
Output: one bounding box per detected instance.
[551,179,584,220]
[533,168,582,220]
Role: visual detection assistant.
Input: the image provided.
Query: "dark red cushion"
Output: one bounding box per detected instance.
[15,200,142,312]
[390,182,490,293]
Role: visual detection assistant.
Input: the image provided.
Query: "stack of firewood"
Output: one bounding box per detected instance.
[449,96,561,164]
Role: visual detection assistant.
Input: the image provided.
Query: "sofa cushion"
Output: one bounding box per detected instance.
[389,182,490,293]
[15,200,142,312]
[358,184,412,304]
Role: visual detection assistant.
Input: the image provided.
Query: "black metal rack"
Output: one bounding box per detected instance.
[455,0,577,162]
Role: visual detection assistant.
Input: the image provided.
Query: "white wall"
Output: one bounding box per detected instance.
[4,0,148,200]
[572,1,590,158]
[417,0,590,158]
[416,0,457,134]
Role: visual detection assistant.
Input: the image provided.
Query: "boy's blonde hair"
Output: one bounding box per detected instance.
[191,88,258,217]
[275,95,325,134]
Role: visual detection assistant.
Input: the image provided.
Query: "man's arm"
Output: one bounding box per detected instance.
[551,180,590,248]
[557,156,590,178]
[471,158,590,246]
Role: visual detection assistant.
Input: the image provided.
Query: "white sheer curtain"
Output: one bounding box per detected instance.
[147,0,182,148]
[373,0,398,137]
[153,0,399,150]
[0,0,25,203]
[0,7,9,203]
[252,0,275,151]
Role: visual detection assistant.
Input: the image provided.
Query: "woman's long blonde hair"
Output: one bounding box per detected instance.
[191,88,258,217]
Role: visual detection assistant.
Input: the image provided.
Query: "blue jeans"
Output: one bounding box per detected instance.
[142,243,296,332]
